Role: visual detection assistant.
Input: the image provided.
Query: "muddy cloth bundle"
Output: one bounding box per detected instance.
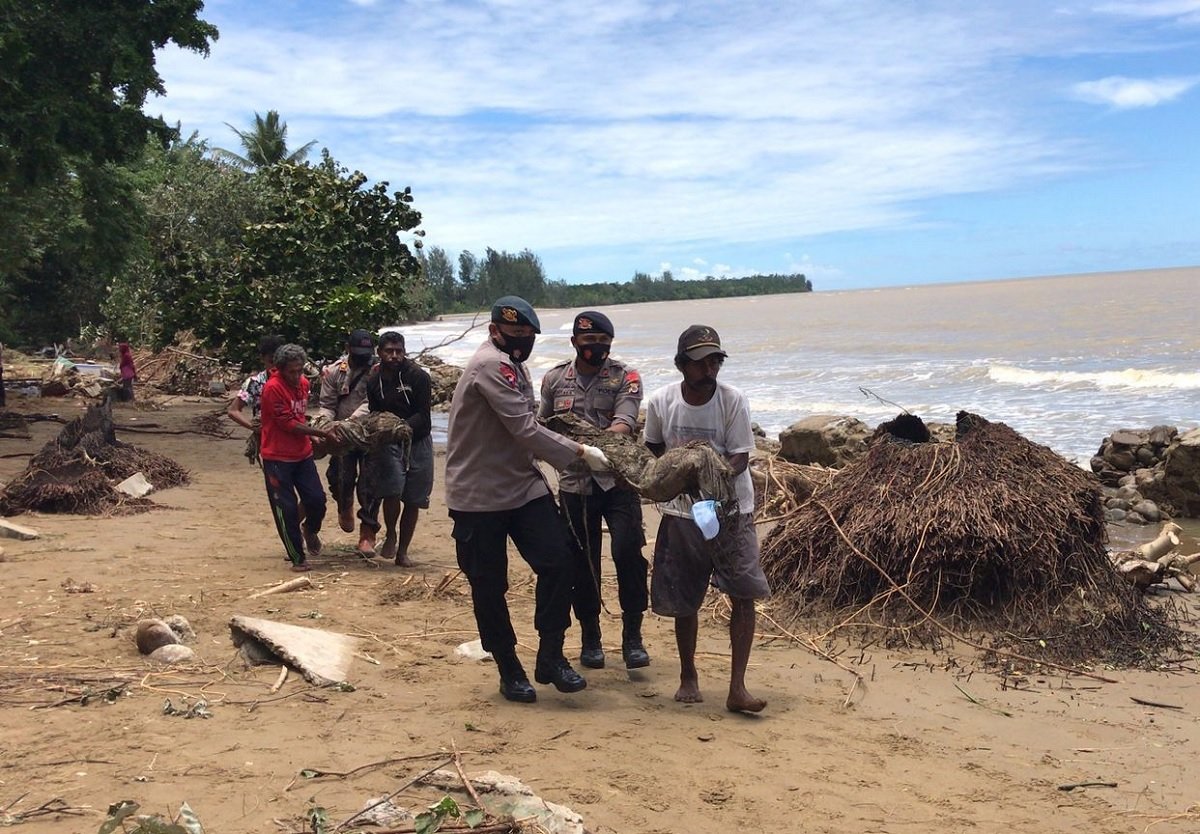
[241,417,262,466]
[543,413,737,508]
[310,413,412,460]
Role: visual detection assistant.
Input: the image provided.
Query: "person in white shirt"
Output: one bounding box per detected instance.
[643,324,770,713]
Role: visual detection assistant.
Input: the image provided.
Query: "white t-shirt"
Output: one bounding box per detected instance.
[643,380,756,516]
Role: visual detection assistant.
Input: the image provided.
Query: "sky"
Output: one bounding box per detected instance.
[151,0,1200,290]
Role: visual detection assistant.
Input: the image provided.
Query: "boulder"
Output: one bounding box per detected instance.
[1105,508,1127,523]
[1136,446,1157,465]
[417,355,464,408]
[165,614,196,644]
[1103,449,1136,471]
[779,415,871,468]
[1145,428,1200,518]
[136,618,180,655]
[1131,500,1161,522]
[1148,425,1177,448]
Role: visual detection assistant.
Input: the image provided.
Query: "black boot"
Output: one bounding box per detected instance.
[494,649,536,703]
[621,612,651,669]
[579,618,605,669]
[534,631,587,693]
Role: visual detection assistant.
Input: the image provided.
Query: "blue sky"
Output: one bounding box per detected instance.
[151,0,1200,290]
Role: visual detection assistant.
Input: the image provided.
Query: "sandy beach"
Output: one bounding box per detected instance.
[2,396,1199,833]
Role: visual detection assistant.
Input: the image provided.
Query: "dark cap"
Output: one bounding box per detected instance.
[491,295,541,333]
[573,310,614,338]
[347,328,375,356]
[677,324,727,361]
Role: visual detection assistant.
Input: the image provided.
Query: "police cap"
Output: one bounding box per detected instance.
[491,296,541,333]
[573,310,614,338]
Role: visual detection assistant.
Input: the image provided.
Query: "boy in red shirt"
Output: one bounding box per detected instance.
[260,344,337,571]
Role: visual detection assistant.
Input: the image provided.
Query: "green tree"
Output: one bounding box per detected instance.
[105,133,267,346]
[420,246,458,310]
[214,110,317,170]
[0,0,217,343]
[218,152,428,361]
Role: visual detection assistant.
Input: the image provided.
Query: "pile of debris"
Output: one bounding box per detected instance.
[133,331,244,396]
[416,354,464,408]
[0,401,189,516]
[759,411,1181,665]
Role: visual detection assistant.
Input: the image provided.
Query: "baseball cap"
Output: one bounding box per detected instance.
[573,310,614,338]
[491,296,541,333]
[677,324,727,361]
[347,328,375,356]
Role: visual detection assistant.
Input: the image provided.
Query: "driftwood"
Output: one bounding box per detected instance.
[1112,521,1199,590]
[248,576,314,599]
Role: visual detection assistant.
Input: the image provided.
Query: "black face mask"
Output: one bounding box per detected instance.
[575,343,610,367]
[494,333,536,362]
[349,353,372,368]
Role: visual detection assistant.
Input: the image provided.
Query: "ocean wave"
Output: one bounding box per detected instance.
[989,365,1200,390]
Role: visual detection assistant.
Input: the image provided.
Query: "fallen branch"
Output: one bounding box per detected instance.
[248,577,313,599]
[1057,781,1117,791]
[1130,696,1183,710]
[414,314,483,359]
[334,757,455,831]
[268,666,289,694]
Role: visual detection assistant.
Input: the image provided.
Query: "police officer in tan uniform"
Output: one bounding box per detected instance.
[445,296,612,703]
[539,311,650,670]
[318,329,377,542]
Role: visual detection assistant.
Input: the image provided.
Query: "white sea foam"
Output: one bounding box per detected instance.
[988,365,1200,390]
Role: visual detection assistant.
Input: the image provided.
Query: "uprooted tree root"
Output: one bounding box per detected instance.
[760,411,1186,670]
[0,400,188,516]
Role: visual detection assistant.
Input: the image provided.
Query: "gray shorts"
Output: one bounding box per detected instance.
[368,434,434,508]
[651,513,770,617]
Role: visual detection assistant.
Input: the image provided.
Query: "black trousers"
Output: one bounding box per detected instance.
[263,457,326,564]
[450,495,574,654]
[561,485,649,621]
[325,451,377,527]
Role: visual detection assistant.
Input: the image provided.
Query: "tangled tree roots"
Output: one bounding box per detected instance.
[760,411,1182,666]
[543,413,736,508]
[0,401,189,516]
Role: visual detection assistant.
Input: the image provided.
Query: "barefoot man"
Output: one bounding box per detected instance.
[643,324,770,713]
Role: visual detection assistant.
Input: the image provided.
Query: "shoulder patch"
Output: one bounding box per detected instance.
[625,370,640,384]
[499,363,518,389]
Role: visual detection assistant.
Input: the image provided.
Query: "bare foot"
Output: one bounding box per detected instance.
[674,677,703,703]
[303,531,322,558]
[726,687,767,714]
[394,551,414,567]
[290,562,312,573]
[379,533,398,561]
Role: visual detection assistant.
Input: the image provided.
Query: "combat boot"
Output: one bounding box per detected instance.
[534,631,587,693]
[579,618,605,669]
[621,612,651,669]
[494,649,536,703]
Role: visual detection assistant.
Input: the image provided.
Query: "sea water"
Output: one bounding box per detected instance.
[403,266,1199,546]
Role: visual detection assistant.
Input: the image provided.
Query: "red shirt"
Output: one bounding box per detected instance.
[259,371,313,462]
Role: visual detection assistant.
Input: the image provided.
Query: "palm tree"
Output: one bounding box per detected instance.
[214,110,317,170]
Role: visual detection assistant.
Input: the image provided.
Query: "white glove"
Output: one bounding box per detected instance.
[579,444,611,472]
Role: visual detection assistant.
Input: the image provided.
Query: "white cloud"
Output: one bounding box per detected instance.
[1071,75,1198,108]
[148,1,1200,280]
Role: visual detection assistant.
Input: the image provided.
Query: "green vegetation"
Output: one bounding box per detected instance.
[423,245,812,312]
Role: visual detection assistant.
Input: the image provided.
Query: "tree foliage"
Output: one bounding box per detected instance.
[214,110,318,170]
[427,252,812,314]
[106,146,430,364]
[0,0,217,186]
[0,0,217,343]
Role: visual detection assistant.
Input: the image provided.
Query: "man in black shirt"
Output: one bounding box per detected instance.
[354,330,433,566]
